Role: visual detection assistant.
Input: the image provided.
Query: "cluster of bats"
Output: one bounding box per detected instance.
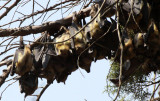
[109,0,160,86]
[8,0,160,97]
[9,3,118,97]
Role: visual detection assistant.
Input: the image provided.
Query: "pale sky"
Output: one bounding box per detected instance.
[1,59,111,101]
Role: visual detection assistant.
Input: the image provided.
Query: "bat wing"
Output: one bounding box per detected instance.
[46,44,57,56]
[42,53,50,69]
[42,44,57,69]
[11,49,24,76]
[13,49,24,63]
[19,73,38,88]
[69,26,77,50]
[33,45,44,62]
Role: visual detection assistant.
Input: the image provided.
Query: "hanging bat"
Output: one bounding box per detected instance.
[78,50,96,73]
[69,12,86,54]
[144,20,160,57]
[133,33,147,54]
[12,36,33,76]
[19,73,38,97]
[86,4,105,42]
[32,33,57,83]
[39,57,56,84]
[54,26,71,56]
[115,38,136,63]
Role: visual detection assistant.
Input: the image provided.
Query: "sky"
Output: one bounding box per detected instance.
[0,1,112,101]
[1,59,111,101]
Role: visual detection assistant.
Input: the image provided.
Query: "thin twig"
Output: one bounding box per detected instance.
[0,0,11,10]
[0,80,17,100]
[0,46,18,56]
[0,0,21,20]
[0,60,12,67]
[0,65,12,87]
[0,0,77,27]
[5,37,17,51]
[36,83,51,101]
[1,55,14,62]
[5,76,18,82]
[150,83,160,101]
[113,0,123,100]
[0,6,91,37]
[0,37,15,46]
[150,72,156,100]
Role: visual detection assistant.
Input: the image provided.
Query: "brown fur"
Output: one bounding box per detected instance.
[15,45,33,76]
[55,27,71,56]
[117,39,136,62]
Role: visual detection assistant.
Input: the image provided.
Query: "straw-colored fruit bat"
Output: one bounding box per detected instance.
[78,50,96,73]
[12,37,33,76]
[69,12,86,54]
[141,58,158,74]
[116,38,136,62]
[39,58,56,84]
[118,0,151,32]
[32,33,57,70]
[53,55,77,84]
[19,73,38,97]
[55,71,70,84]
[54,26,71,56]
[144,20,160,57]
[47,56,68,84]
[86,4,105,41]
[133,33,147,54]
[32,33,57,83]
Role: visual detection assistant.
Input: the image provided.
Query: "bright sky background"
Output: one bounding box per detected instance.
[0,1,113,101]
[1,59,111,101]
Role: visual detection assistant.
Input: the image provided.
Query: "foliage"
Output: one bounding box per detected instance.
[106,59,152,101]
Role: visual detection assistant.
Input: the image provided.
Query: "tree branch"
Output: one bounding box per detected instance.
[36,83,51,101]
[0,59,12,67]
[0,64,12,87]
[0,7,91,37]
[0,0,21,20]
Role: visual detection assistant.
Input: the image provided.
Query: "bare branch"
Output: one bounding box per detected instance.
[0,0,78,27]
[0,65,12,87]
[0,80,17,100]
[150,83,160,101]
[1,55,13,62]
[36,83,51,101]
[0,46,18,55]
[0,59,12,67]
[0,6,91,37]
[0,0,11,11]
[0,0,21,20]
[113,0,123,100]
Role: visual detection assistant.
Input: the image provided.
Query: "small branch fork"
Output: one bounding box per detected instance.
[0,0,21,20]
